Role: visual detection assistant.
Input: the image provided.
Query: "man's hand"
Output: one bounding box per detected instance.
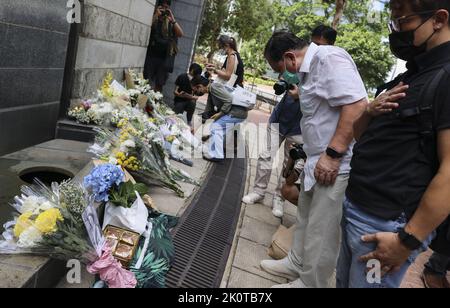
[359,232,412,276]
[288,84,299,99]
[211,112,223,121]
[285,166,299,185]
[366,82,408,117]
[314,153,341,186]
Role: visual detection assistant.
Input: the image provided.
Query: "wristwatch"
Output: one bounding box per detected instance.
[326,147,344,159]
[398,228,422,251]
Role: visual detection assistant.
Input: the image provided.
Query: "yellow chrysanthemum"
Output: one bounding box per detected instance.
[14,212,33,238]
[35,208,63,235]
[117,118,129,128]
[116,152,126,160]
[101,72,113,97]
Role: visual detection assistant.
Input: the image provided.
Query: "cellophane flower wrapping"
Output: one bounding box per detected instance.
[0,179,98,264]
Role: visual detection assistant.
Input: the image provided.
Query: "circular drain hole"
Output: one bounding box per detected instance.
[19,167,74,186]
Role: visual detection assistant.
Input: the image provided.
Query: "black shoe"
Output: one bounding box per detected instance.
[203,155,224,163]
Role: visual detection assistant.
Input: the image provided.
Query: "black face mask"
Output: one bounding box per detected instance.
[389,16,436,62]
[194,91,205,97]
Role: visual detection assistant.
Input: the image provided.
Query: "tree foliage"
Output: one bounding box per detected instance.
[197,0,395,90]
[197,0,231,60]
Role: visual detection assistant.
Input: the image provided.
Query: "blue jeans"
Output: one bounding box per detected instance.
[337,198,432,288]
[208,115,244,159]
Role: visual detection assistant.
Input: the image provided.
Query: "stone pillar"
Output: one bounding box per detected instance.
[0,0,71,156]
[71,0,157,101]
[162,0,206,107]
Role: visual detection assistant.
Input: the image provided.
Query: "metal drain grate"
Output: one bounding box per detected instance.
[166,158,247,288]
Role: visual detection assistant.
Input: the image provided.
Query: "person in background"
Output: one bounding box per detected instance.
[173,63,203,129]
[207,35,245,88]
[144,0,184,92]
[201,35,245,122]
[242,85,303,218]
[280,143,306,206]
[311,24,338,46]
[191,76,248,163]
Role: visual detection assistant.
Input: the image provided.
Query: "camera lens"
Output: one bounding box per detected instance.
[273,80,288,96]
[289,144,307,161]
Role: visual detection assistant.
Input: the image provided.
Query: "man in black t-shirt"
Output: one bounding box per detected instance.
[337,0,450,288]
[173,63,202,128]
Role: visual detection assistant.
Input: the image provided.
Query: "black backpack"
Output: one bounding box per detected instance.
[413,63,450,256]
[378,63,450,255]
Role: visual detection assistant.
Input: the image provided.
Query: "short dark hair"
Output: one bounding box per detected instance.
[191,76,209,87]
[311,25,338,45]
[157,0,171,6]
[390,0,450,24]
[264,31,308,62]
[189,63,203,77]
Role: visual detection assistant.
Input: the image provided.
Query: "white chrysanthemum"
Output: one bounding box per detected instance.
[17,227,43,248]
[20,196,42,214]
[38,201,53,213]
[109,156,118,165]
[122,139,136,149]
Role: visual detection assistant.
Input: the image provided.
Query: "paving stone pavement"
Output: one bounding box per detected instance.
[222,158,449,288]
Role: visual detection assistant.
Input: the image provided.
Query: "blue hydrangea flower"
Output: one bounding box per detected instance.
[83,164,125,202]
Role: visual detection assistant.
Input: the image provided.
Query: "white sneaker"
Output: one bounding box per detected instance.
[272,196,284,218]
[260,257,299,281]
[271,278,307,288]
[242,192,264,204]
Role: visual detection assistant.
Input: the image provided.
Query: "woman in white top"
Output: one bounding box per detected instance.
[207,35,244,88]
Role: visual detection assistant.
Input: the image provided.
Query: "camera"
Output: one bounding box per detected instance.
[289,143,307,161]
[273,80,295,96]
[283,143,307,179]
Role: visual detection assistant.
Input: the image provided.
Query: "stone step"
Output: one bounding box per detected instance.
[0,139,93,288]
[56,119,96,143]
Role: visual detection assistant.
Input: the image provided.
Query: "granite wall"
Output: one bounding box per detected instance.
[0,0,205,155]
[70,0,157,101]
[0,0,71,156]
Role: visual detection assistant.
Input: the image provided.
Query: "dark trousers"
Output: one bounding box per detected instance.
[425,252,450,277]
[173,100,196,124]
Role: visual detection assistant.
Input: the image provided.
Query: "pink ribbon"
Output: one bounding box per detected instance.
[87,245,137,288]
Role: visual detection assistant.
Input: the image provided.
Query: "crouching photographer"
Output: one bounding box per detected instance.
[281,143,306,205]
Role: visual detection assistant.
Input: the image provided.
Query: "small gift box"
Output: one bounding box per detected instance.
[103,225,140,268]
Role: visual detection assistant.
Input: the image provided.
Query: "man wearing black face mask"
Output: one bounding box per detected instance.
[338,0,450,288]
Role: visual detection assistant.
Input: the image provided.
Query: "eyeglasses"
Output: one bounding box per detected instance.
[389,10,436,32]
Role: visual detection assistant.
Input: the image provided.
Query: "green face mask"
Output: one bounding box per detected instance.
[281,56,300,85]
